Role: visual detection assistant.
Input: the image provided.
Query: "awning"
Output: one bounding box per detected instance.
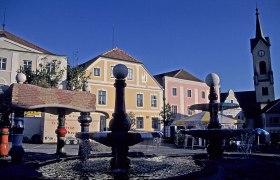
[173,111,244,126]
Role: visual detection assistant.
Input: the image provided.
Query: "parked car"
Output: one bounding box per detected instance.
[65,136,79,145]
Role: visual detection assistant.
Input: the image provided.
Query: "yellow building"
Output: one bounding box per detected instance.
[82,48,163,132]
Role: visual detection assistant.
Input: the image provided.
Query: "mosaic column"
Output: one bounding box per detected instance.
[55,109,67,155]
[0,110,10,157]
[78,112,92,157]
[9,110,25,162]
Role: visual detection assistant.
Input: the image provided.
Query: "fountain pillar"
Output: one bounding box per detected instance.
[109,64,131,171]
[0,110,10,157]
[78,112,92,157]
[205,73,223,159]
[9,110,25,162]
[55,109,67,155]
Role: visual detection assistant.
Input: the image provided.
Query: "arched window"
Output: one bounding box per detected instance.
[259,61,267,75]
[262,87,268,96]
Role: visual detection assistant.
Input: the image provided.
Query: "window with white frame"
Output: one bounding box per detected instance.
[46,63,55,73]
[137,94,143,107]
[151,95,157,107]
[110,66,115,78]
[0,58,7,70]
[136,117,144,129]
[171,105,177,116]
[23,60,32,71]
[127,68,133,80]
[98,90,106,105]
[152,117,160,130]
[202,91,206,99]
[142,73,147,82]
[187,89,192,98]
[94,67,100,76]
[172,88,177,96]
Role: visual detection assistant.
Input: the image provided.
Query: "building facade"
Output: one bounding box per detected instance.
[0,30,67,88]
[154,69,209,121]
[82,48,164,132]
[0,30,70,143]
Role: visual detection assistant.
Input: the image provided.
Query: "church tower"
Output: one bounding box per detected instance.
[250,8,275,108]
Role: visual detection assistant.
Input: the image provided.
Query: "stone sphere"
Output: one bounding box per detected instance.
[205,73,220,87]
[16,72,26,84]
[113,64,128,79]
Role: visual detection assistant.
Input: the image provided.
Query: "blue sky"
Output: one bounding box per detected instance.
[1,0,280,98]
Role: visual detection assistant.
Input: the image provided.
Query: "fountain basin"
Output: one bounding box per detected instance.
[77,131,162,147]
[37,154,204,179]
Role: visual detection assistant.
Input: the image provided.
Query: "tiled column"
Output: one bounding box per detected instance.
[55,109,67,155]
[0,110,10,157]
[9,110,25,162]
[78,112,92,157]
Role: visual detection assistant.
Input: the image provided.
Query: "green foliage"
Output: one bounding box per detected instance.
[19,60,64,88]
[66,65,90,91]
[159,103,175,126]
[127,112,136,130]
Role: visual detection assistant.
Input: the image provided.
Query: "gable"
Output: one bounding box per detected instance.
[0,30,52,54]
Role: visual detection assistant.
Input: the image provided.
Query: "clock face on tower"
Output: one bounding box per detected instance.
[258,50,265,57]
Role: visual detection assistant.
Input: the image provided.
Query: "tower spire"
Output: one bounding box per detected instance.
[255,7,263,39]
[2,8,6,30]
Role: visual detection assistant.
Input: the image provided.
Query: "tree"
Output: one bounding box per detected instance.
[19,60,64,88]
[127,112,136,131]
[159,103,175,126]
[159,103,175,138]
[66,65,91,91]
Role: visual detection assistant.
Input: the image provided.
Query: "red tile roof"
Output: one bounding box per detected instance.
[100,48,142,64]
[154,69,202,86]
[81,48,142,68]
[0,30,53,54]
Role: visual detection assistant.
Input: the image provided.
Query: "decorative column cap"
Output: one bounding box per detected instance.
[113,64,128,79]
[16,72,26,84]
[205,73,220,87]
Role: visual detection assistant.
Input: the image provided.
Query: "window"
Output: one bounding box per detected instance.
[172,88,177,96]
[151,95,157,107]
[187,90,192,98]
[98,90,106,105]
[231,100,234,103]
[259,61,267,75]
[94,68,100,76]
[0,58,7,70]
[23,60,32,70]
[262,87,268,96]
[137,94,143,107]
[152,117,160,130]
[46,63,55,73]
[136,117,144,129]
[142,73,147,82]
[171,105,177,116]
[202,91,206,99]
[110,66,115,78]
[127,68,133,80]
[270,117,280,124]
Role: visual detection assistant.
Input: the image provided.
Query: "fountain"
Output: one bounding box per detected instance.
[180,73,250,159]
[38,64,203,179]
[36,69,280,179]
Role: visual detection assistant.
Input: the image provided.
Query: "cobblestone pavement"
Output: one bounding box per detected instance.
[1,142,280,179]
[0,142,206,179]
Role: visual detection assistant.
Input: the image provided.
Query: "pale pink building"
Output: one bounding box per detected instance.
[154,69,209,121]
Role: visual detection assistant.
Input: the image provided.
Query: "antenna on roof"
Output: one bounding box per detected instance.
[72,51,79,67]
[112,26,115,49]
[2,8,6,30]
